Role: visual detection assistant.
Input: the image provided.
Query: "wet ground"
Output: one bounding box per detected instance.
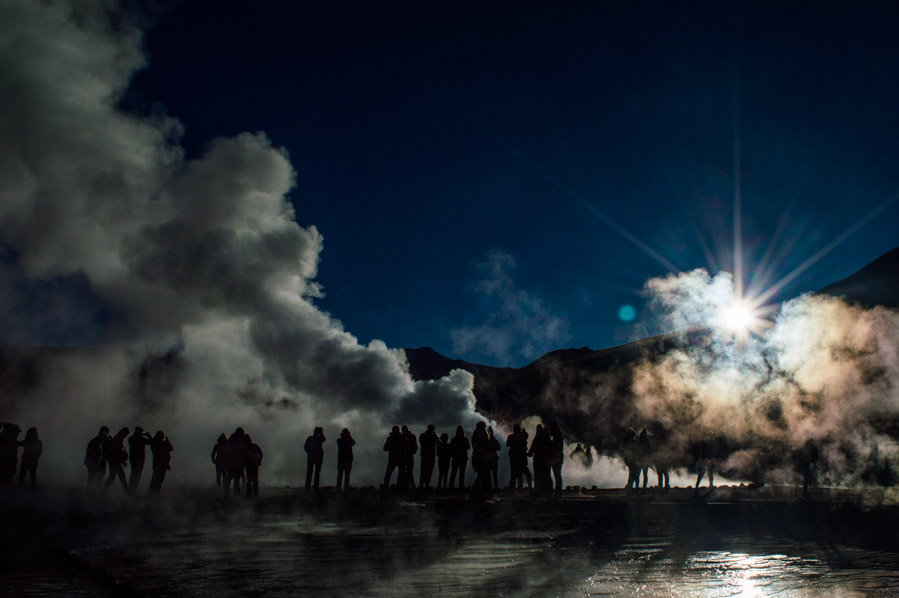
[2,485,899,596]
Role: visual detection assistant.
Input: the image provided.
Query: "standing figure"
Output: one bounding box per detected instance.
[84,426,109,485]
[470,422,489,498]
[304,426,325,491]
[103,427,132,494]
[0,423,21,485]
[211,433,228,487]
[692,438,716,489]
[449,425,470,490]
[148,431,173,494]
[570,443,594,468]
[128,427,152,490]
[636,429,653,490]
[383,426,406,490]
[529,424,552,495]
[621,428,639,493]
[436,433,451,489]
[244,435,263,497]
[401,425,418,490]
[418,424,439,489]
[506,423,532,491]
[487,427,501,491]
[649,424,671,490]
[549,421,564,496]
[225,427,247,494]
[336,428,355,490]
[794,438,819,498]
[18,427,42,488]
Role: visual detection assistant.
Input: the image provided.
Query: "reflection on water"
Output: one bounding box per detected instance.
[68,520,899,596]
[5,489,899,596]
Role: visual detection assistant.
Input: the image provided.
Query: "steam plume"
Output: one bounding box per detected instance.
[0,0,481,486]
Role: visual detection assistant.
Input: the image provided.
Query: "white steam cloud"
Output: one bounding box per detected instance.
[0,0,482,487]
[632,269,899,486]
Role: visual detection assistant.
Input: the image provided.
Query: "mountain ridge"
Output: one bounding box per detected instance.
[405,246,899,448]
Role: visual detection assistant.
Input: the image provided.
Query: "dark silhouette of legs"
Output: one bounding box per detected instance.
[420,457,435,489]
[449,460,466,489]
[305,457,322,490]
[104,464,132,494]
[337,462,351,489]
[657,467,670,488]
[551,462,563,495]
[148,467,166,493]
[129,460,145,489]
[384,458,403,489]
[245,466,259,496]
[18,464,37,488]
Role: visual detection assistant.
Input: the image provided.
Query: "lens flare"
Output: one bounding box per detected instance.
[718,301,757,332]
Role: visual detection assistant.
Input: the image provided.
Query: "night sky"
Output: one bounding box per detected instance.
[39,2,899,365]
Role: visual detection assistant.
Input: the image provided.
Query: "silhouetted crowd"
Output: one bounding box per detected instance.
[620,427,670,493]
[211,427,264,496]
[0,422,42,488]
[0,419,822,498]
[379,420,566,498]
[84,426,173,495]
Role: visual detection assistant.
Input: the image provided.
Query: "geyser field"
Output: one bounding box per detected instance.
[3,1,899,596]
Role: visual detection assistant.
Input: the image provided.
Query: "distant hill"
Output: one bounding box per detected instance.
[406,246,899,449]
[406,332,711,452]
[817,247,899,309]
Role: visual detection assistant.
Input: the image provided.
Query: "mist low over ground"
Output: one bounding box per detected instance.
[3,485,899,597]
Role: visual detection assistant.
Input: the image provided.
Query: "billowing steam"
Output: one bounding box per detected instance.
[634,269,899,486]
[0,0,482,486]
[2,1,897,491]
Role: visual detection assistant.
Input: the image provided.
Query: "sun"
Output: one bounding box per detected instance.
[714,297,769,341]
[718,301,757,332]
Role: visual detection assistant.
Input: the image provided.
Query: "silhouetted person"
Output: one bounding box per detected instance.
[621,428,638,493]
[692,439,715,488]
[449,425,470,490]
[383,426,406,490]
[0,423,21,486]
[148,431,173,494]
[304,426,325,491]
[794,438,819,497]
[401,425,418,490]
[487,426,501,491]
[549,421,564,496]
[225,427,247,494]
[418,424,439,489]
[104,427,132,495]
[128,427,152,489]
[211,433,227,487]
[244,435,263,497]
[470,422,490,498]
[649,424,671,489]
[529,424,552,495]
[436,432,451,489]
[336,428,355,490]
[85,426,109,485]
[18,427,42,488]
[506,423,532,491]
[570,443,594,469]
[636,429,653,490]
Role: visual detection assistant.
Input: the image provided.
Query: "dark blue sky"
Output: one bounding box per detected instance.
[129,1,899,366]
